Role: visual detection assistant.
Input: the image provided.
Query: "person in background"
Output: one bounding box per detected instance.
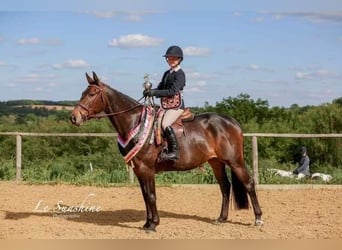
[143,45,186,161]
[293,146,310,177]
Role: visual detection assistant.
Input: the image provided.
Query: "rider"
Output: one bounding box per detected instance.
[293,146,311,177]
[143,45,186,161]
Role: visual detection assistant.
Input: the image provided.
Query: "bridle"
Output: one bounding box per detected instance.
[76,84,143,120]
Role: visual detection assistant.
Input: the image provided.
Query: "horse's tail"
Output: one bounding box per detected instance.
[231,171,249,209]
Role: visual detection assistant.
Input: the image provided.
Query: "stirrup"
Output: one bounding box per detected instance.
[158,149,179,161]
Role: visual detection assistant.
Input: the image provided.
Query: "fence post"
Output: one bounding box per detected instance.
[252,135,259,185]
[16,133,22,181]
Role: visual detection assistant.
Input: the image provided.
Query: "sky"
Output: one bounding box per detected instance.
[0,0,341,107]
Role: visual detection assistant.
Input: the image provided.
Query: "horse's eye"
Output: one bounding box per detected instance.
[89,90,97,97]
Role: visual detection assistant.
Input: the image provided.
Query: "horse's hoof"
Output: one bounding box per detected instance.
[255,219,264,226]
[142,226,156,233]
[142,222,157,232]
[214,217,227,225]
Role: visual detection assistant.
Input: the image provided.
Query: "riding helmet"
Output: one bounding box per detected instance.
[163,45,183,59]
[300,146,307,154]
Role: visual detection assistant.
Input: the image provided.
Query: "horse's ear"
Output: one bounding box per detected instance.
[85,72,94,84]
[92,71,100,83]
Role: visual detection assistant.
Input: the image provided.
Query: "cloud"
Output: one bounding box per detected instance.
[124,14,143,22]
[228,64,274,72]
[16,37,63,46]
[186,80,207,93]
[13,73,57,83]
[186,71,214,80]
[183,46,211,56]
[108,34,163,48]
[17,37,41,45]
[269,11,342,23]
[254,16,264,23]
[87,10,154,22]
[17,73,40,83]
[295,69,339,80]
[0,60,18,70]
[53,59,90,69]
[295,71,312,80]
[89,11,118,19]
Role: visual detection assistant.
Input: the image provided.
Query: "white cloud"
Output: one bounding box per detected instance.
[183,46,211,56]
[228,64,274,72]
[17,37,41,45]
[187,71,213,80]
[8,73,58,89]
[53,59,90,69]
[124,14,143,22]
[34,87,43,92]
[248,64,274,72]
[186,80,207,93]
[269,11,342,23]
[90,11,117,19]
[16,37,63,46]
[295,69,339,80]
[87,10,153,22]
[15,73,41,83]
[295,71,312,80]
[254,16,264,23]
[108,34,163,48]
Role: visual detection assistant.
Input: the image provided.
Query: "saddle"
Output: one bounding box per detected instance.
[153,107,194,146]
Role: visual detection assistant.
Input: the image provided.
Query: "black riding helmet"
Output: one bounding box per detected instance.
[300,146,307,154]
[163,45,183,63]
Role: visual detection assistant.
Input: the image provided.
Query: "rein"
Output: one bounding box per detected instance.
[76,84,144,120]
[88,101,143,119]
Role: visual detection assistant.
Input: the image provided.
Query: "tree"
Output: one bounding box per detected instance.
[333,97,342,106]
[213,93,269,125]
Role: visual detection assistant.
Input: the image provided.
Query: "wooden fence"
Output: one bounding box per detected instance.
[0,132,341,184]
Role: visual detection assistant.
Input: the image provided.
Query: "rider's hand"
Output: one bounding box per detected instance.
[144,89,158,97]
[143,89,152,97]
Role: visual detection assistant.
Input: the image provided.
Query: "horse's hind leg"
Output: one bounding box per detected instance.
[208,159,231,222]
[230,164,263,226]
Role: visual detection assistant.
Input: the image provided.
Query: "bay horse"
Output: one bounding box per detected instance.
[70,71,263,231]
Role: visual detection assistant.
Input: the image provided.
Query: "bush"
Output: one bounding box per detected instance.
[0,158,16,180]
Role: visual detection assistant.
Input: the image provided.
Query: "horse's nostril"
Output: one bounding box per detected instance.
[70,115,76,124]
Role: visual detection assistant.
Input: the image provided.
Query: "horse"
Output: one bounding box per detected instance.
[70,71,263,231]
[268,168,332,182]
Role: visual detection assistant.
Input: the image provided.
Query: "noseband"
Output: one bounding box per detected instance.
[76,85,143,120]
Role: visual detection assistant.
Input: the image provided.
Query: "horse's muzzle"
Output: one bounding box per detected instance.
[70,110,85,126]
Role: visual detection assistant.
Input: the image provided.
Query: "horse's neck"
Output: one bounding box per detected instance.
[105,87,142,138]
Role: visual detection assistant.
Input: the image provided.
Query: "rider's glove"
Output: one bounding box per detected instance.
[143,89,158,97]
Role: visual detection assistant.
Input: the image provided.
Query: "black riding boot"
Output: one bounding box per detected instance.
[160,126,179,161]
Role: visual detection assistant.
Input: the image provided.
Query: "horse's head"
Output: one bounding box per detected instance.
[70,71,107,126]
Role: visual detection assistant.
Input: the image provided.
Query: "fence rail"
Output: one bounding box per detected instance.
[0,132,341,184]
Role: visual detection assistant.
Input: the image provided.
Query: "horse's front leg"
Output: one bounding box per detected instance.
[135,171,160,231]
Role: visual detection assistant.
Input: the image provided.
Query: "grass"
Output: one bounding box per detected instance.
[0,158,341,186]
